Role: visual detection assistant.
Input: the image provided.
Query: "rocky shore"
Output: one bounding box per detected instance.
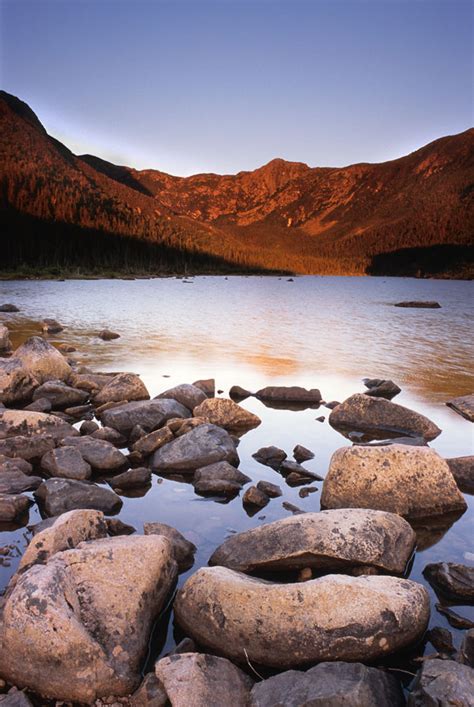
[0,320,473,705]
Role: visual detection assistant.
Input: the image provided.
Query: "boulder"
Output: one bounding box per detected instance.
[243,486,270,509]
[106,518,136,537]
[193,461,250,485]
[152,424,239,473]
[394,301,441,308]
[0,535,177,702]
[446,393,474,422]
[130,672,167,706]
[321,444,466,519]
[435,604,474,630]
[363,379,401,400]
[155,383,206,411]
[108,467,151,491]
[144,522,196,572]
[280,460,323,481]
[0,358,38,405]
[70,372,113,393]
[407,659,474,706]
[155,653,253,707]
[0,410,78,445]
[192,378,215,397]
[446,456,474,493]
[0,434,55,460]
[459,629,474,667]
[58,436,127,471]
[0,324,12,353]
[14,336,71,383]
[41,318,63,334]
[32,380,88,408]
[252,445,287,469]
[229,385,253,400]
[18,509,108,572]
[0,493,30,521]
[132,427,174,455]
[0,304,19,312]
[100,399,190,436]
[0,468,42,494]
[94,373,150,404]
[209,509,416,575]
[329,393,441,440]
[293,444,314,462]
[423,562,474,601]
[192,398,261,433]
[174,567,430,668]
[91,426,127,446]
[426,626,455,655]
[166,416,207,437]
[257,480,282,497]
[98,329,120,340]
[193,478,242,498]
[256,386,322,404]
[0,455,32,475]
[34,478,123,516]
[249,661,404,707]
[23,397,52,413]
[41,446,92,480]
[80,419,99,435]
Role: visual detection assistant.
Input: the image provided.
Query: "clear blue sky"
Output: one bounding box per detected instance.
[1,0,472,175]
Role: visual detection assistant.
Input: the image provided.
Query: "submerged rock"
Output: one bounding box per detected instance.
[249,661,404,707]
[34,478,123,516]
[407,659,474,706]
[193,397,261,433]
[100,398,190,436]
[446,455,474,493]
[94,372,150,404]
[0,358,38,405]
[152,424,239,473]
[209,509,416,575]
[329,393,441,441]
[98,329,120,340]
[423,562,474,601]
[41,318,63,334]
[0,535,177,702]
[14,336,71,384]
[155,652,253,707]
[446,393,474,422]
[321,444,466,519]
[144,521,196,572]
[155,383,207,411]
[174,567,430,668]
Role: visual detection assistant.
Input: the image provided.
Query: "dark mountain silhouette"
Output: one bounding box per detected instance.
[1,90,473,277]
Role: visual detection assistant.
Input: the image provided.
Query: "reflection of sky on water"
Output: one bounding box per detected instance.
[0,276,473,662]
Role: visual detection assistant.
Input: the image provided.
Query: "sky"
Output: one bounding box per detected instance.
[1,0,472,175]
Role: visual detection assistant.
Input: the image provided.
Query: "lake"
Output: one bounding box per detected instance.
[0,275,473,673]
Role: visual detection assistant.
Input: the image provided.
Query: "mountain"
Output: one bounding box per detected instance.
[1,90,473,277]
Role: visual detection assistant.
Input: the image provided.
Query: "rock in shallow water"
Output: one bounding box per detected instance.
[0,493,30,522]
[256,386,322,404]
[34,478,123,516]
[155,652,253,707]
[407,659,474,706]
[209,509,416,575]
[100,398,190,436]
[249,661,404,707]
[0,535,178,703]
[193,397,261,433]
[321,444,466,519]
[252,445,287,469]
[446,455,474,494]
[446,393,474,422]
[41,445,92,480]
[174,567,430,668]
[0,409,77,443]
[155,383,207,411]
[13,336,71,384]
[423,562,474,601]
[94,372,150,404]
[152,423,239,473]
[144,522,196,572]
[329,393,441,441]
[59,435,127,471]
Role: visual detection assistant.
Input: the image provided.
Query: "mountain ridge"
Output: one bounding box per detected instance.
[1,90,473,277]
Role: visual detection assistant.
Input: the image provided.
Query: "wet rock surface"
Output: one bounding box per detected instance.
[329,393,441,440]
[174,567,430,668]
[249,661,405,707]
[34,478,123,516]
[322,444,466,518]
[252,445,287,469]
[209,509,416,574]
[423,562,474,601]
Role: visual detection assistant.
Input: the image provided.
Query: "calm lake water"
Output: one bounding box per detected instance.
[0,275,473,674]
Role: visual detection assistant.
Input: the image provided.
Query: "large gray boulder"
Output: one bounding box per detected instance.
[249,661,404,707]
[192,398,261,433]
[152,424,239,473]
[329,394,441,441]
[174,567,430,668]
[407,659,474,706]
[0,535,178,702]
[209,509,416,575]
[34,478,123,516]
[0,358,38,405]
[0,409,78,443]
[155,383,207,411]
[58,435,127,471]
[13,336,71,384]
[321,444,467,519]
[18,509,108,573]
[94,372,150,405]
[32,380,88,408]
[155,652,253,707]
[100,398,190,436]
